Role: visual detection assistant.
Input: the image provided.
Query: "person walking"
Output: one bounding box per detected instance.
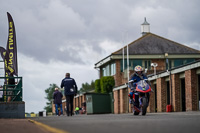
[7,73,15,102]
[53,88,63,116]
[61,73,77,116]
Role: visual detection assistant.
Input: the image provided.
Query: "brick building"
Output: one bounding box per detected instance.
[57,19,200,115]
[94,19,200,113]
[147,61,200,112]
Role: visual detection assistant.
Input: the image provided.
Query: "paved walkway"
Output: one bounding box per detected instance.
[31,112,200,133]
[1,112,200,133]
[0,119,67,133]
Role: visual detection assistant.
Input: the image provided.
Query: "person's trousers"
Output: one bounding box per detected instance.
[134,94,139,108]
[55,103,63,115]
[65,95,74,116]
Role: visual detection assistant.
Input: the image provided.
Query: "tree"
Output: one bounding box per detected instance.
[44,83,59,112]
[79,80,95,93]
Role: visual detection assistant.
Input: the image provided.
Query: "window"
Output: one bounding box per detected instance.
[102,65,110,76]
[168,59,195,69]
[111,63,116,75]
[132,60,143,70]
[143,60,151,70]
[120,59,127,72]
[102,63,116,76]
[121,59,143,72]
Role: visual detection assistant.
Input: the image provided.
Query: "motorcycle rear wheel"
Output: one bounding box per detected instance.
[142,97,147,115]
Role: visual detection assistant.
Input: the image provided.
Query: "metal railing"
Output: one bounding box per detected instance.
[0,76,23,102]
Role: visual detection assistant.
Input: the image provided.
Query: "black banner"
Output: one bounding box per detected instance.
[0,46,7,60]
[0,46,9,101]
[0,46,9,76]
[0,12,18,101]
[6,12,18,76]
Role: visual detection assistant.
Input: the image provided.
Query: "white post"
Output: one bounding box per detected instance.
[126,33,129,113]
[123,47,124,72]
[127,44,129,82]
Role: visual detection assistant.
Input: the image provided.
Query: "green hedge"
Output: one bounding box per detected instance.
[100,76,115,93]
[95,79,101,93]
[95,76,115,93]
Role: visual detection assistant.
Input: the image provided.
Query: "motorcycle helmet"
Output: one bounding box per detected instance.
[134,65,143,72]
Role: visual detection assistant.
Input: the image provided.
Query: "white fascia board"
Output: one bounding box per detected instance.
[112,54,200,59]
[171,62,200,74]
[112,55,165,59]
[148,72,170,81]
[167,54,200,58]
[113,84,128,91]
[148,61,200,81]
[95,56,112,68]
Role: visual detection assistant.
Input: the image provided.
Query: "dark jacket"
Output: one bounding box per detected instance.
[53,90,63,104]
[8,76,15,88]
[61,77,77,96]
[130,72,148,88]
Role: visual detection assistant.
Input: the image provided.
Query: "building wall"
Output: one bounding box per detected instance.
[78,96,80,106]
[119,88,128,113]
[114,90,120,114]
[185,69,198,111]
[151,59,166,70]
[171,74,181,112]
[148,81,156,112]
[114,60,123,86]
[156,77,167,112]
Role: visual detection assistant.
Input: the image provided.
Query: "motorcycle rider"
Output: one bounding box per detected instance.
[129,65,148,111]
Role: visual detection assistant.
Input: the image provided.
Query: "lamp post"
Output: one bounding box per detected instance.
[151,63,158,76]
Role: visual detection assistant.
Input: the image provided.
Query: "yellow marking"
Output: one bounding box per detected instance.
[28,119,69,133]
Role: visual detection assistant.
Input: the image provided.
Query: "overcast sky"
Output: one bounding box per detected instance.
[0,0,200,113]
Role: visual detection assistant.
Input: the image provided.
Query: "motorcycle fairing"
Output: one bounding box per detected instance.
[135,80,151,93]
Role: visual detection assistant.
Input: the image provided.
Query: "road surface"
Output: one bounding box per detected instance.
[31,112,200,133]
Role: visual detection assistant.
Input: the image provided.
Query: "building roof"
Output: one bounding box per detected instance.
[112,33,200,55]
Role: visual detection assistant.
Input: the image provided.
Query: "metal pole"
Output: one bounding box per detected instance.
[127,45,129,82]
[123,47,124,72]
[126,32,129,82]
[127,41,129,113]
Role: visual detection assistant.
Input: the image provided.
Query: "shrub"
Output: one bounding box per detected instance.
[100,76,115,93]
[95,79,101,93]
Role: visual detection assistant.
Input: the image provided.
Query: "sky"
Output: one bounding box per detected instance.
[0,0,200,113]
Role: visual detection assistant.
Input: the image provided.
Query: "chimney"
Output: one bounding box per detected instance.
[141,17,150,36]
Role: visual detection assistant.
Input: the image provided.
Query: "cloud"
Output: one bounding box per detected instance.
[1,0,89,63]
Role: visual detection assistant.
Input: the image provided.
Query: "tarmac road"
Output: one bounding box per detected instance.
[31,111,200,133]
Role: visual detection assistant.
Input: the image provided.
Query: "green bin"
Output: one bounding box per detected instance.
[86,93,112,114]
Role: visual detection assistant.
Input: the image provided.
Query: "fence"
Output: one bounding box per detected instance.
[0,76,23,102]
